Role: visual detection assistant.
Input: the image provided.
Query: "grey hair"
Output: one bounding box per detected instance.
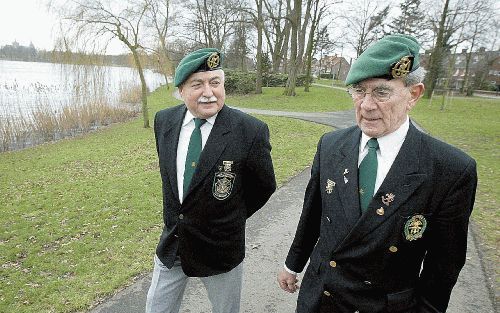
[405,67,426,86]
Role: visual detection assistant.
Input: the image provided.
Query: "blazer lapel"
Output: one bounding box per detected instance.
[161,106,186,203]
[185,105,232,197]
[338,123,427,249]
[333,128,362,231]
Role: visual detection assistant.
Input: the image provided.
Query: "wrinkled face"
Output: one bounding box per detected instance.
[179,69,225,119]
[350,78,423,138]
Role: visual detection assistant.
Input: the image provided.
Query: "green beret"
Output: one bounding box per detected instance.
[345,34,421,85]
[174,48,223,87]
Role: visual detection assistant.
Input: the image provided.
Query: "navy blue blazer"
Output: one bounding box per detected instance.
[286,123,477,313]
[154,104,276,277]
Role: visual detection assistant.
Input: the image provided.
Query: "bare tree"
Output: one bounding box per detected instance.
[182,0,245,49]
[144,0,178,90]
[424,0,479,98]
[262,0,292,73]
[461,0,497,95]
[342,0,389,57]
[303,0,332,91]
[255,0,264,93]
[283,0,302,96]
[52,0,152,128]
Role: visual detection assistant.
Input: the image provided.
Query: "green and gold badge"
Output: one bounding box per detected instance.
[404,214,427,241]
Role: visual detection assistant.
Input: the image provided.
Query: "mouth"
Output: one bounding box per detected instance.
[198,101,217,105]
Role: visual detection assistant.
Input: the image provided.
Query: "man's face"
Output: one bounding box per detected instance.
[179,69,225,119]
[351,78,422,138]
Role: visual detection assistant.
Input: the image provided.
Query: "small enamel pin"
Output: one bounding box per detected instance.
[325,179,336,194]
[343,169,349,184]
[381,193,395,206]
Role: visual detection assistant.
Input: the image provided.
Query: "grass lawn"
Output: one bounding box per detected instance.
[0,86,330,312]
[228,85,352,112]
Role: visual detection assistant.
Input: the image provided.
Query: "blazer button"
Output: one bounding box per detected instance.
[376,207,384,215]
[363,280,372,285]
[323,290,331,297]
[389,246,398,253]
[329,260,337,268]
[325,216,331,223]
[179,214,184,220]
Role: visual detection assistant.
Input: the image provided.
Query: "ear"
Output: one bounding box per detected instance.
[407,83,424,110]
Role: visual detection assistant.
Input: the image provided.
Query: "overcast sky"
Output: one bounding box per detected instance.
[0,0,57,50]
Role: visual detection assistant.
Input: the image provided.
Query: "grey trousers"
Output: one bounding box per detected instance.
[145,255,243,313]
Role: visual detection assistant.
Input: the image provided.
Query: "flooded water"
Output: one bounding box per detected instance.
[0,60,165,118]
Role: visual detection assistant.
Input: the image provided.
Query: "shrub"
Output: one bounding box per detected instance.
[224,70,256,94]
[319,73,333,79]
[224,70,312,94]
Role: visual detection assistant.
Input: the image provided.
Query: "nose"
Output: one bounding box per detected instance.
[359,93,378,110]
[202,82,214,97]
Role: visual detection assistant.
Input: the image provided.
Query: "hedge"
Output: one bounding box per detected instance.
[224,70,311,94]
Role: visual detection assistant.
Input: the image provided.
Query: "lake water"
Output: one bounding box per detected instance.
[0,60,165,119]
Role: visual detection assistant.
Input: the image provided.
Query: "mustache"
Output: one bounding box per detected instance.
[198,96,218,103]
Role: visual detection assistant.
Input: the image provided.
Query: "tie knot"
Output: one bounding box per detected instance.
[367,138,379,150]
[194,118,206,128]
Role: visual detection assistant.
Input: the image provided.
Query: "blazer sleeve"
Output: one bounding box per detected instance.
[285,136,324,273]
[417,158,477,312]
[243,122,276,218]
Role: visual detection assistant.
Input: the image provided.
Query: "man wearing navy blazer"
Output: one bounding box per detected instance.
[146,48,276,313]
[278,34,477,313]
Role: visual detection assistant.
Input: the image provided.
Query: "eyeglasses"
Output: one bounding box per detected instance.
[347,86,394,102]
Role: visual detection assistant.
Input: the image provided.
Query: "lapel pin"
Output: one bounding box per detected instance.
[343,169,349,184]
[382,193,395,206]
[325,179,336,194]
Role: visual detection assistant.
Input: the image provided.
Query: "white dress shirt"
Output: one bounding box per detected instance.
[176,110,217,202]
[358,116,410,195]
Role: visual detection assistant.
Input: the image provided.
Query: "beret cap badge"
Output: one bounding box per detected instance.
[207,52,220,69]
[391,56,413,79]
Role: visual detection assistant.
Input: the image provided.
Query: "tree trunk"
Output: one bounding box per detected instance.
[284,0,302,96]
[131,49,150,128]
[304,0,319,92]
[255,0,264,94]
[424,0,450,99]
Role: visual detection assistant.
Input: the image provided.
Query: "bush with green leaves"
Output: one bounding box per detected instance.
[224,70,311,94]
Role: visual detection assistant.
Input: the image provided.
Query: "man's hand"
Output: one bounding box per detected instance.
[277,269,300,293]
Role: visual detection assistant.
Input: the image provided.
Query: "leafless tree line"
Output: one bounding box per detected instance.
[47,0,498,127]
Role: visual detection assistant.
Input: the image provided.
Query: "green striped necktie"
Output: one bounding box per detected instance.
[183,118,206,198]
[359,138,379,213]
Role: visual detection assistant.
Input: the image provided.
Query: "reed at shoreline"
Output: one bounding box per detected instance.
[0,83,143,152]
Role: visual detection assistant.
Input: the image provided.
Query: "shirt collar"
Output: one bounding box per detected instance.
[360,116,410,155]
[182,109,218,127]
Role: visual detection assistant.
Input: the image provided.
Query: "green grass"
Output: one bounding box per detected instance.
[0,86,330,312]
[312,78,346,87]
[227,86,352,112]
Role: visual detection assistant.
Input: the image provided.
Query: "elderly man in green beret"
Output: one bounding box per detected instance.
[146,48,276,313]
[278,34,477,313]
